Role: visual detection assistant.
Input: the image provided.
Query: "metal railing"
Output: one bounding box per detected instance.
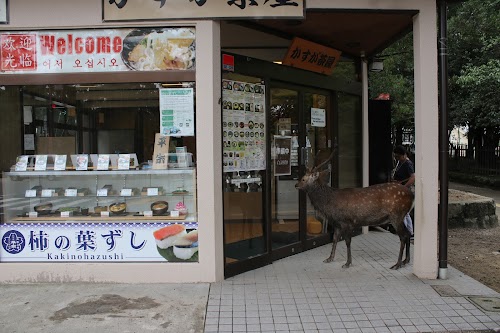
[448,144,500,175]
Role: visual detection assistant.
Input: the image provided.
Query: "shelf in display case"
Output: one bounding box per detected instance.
[2,168,197,224]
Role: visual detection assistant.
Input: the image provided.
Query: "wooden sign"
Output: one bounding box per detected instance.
[152,133,170,170]
[104,0,304,21]
[282,38,342,75]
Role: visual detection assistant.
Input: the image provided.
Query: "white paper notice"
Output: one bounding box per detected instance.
[311,108,326,127]
[15,156,29,171]
[97,189,108,197]
[54,155,67,171]
[24,134,35,150]
[23,106,33,124]
[34,155,48,171]
[25,190,37,198]
[65,189,78,197]
[121,188,132,197]
[159,88,194,136]
[147,188,159,196]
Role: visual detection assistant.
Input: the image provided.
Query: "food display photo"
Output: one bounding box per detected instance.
[122,27,195,71]
[153,224,199,262]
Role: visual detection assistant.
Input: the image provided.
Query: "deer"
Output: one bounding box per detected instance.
[295,150,414,269]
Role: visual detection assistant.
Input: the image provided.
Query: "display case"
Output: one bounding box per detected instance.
[1,169,196,223]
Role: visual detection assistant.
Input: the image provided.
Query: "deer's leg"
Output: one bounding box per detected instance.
[391,234,406,270]
[324,228,340,263]
[403,236,411,265]
[342,233,352,268]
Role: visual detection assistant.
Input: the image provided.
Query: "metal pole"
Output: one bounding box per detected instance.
[438,0,449,279]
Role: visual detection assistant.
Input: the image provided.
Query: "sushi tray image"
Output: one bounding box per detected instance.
[153,225,198,262]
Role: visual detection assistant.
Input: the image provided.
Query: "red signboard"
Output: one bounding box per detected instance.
[222,54,234,72]
[1,34,37,71]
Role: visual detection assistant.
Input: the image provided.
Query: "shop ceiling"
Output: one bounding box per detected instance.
[23,10,417,109]
[223,10,417,60]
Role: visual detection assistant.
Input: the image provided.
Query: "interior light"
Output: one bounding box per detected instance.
[161,83,185,87]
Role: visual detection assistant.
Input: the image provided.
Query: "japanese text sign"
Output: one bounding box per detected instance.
[274,136,292,176]
[282,37,342,75]
[0,222,198,262]
[152,133,170,170]
[104,0,304,21]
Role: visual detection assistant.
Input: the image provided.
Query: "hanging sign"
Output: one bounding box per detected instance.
[282,37,342,75]
[0,27,195,74]
[274,136,292,176]
[103,0,304,21]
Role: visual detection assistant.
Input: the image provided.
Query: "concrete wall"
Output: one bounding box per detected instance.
[0,1,224,283]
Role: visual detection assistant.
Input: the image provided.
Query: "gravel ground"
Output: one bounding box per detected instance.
[446,186,500,293]
[448,225,500,293]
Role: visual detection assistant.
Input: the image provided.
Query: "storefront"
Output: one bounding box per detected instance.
[0,0,440,283]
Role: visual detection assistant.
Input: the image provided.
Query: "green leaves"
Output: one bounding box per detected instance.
[369,0,499,147]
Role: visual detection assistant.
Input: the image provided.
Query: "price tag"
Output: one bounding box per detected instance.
[147,188,159,196]
[170,210,180,217]
[65,189,78,197]
[25,190,37,198]
[97,189,108,197]
[101,211,110,217]
[61,211,70,217]
[143,210,153,217]
[41,189,53,197]
[28,212,38,218]
[121,188,132,197]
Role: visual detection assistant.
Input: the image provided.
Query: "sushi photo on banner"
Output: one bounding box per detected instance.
[153,224,198,262]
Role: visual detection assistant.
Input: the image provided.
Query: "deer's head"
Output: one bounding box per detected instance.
[295,149,335,191]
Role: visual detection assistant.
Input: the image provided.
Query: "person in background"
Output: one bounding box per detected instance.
[392,145,415,239]
[392,145,415,189]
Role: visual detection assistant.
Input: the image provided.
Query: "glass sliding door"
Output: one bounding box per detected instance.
[222,72,335,277]
[303,92,333,247]
[222,73,268,275]
[269,88,300,251]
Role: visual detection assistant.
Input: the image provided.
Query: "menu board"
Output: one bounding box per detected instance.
[222,79,266,172]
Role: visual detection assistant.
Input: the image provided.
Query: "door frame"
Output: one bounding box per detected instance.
[222,53,345,278]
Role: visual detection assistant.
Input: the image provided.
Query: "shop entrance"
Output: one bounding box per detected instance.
[222,66,334,277]
[269,85,333,259]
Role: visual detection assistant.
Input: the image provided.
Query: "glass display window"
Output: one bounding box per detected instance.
[0,82,199,263]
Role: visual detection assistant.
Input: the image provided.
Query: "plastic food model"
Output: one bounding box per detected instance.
[174,202,188,216]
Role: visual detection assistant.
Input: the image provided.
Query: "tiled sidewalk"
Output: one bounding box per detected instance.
[205,231,500,333]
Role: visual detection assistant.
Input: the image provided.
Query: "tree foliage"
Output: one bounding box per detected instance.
[369,0,500,151]
[448,0,500,149]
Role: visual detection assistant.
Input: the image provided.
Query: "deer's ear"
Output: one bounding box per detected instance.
[318,169,330,183]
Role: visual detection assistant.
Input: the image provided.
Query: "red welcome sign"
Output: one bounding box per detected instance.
[1,34,38,71]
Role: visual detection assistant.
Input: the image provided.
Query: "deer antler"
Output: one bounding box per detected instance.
[311,146,336,172]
